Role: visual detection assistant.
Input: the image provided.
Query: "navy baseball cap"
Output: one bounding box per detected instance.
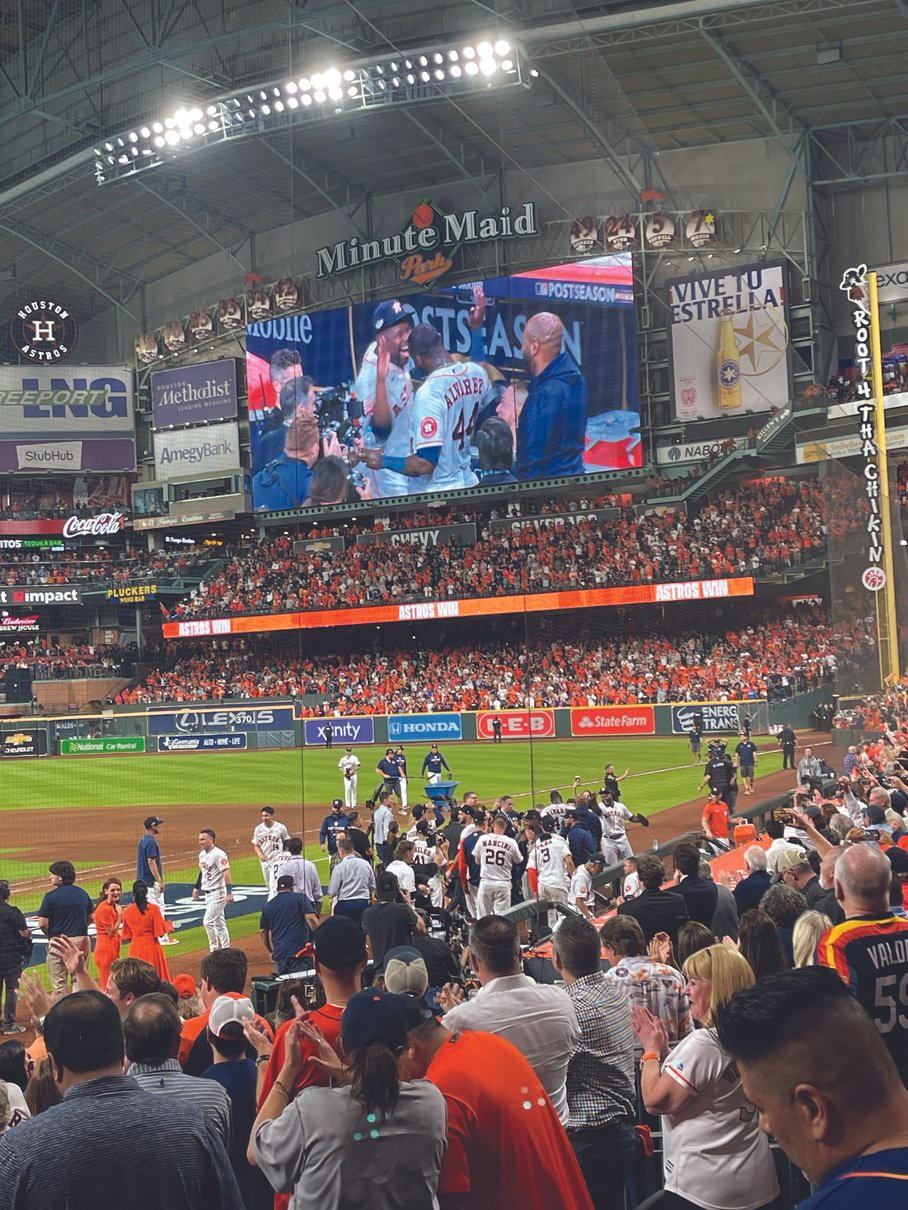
[313,917,367,969]
[372,300,416,333]
[342,989,409,1053]
[144,816,164,828]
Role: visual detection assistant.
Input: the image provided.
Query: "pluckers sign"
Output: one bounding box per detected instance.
[315,199,539,288]
[839,264,886,593]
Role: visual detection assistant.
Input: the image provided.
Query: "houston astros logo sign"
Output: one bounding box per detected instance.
[10,299,78,362]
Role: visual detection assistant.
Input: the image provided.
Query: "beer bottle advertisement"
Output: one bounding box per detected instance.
[665,261,791,421]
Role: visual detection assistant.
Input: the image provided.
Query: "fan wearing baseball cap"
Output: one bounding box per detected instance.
[252,989,446,1208]
[352,299,416,499]
[250,918,369,1210]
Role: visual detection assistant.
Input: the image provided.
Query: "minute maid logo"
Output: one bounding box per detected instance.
[315,199,539,288]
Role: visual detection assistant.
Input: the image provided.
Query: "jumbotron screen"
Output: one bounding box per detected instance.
[245,257,639,511]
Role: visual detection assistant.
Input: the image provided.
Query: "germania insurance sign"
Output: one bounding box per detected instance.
[10,299,78,362]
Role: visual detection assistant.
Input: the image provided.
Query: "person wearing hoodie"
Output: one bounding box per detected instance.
[516,312,588,480]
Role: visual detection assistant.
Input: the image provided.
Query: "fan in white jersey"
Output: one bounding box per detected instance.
[472,816,521,917]
[191,828,233,951]
[352,300,415,498]
[355,322,495,494]
[251,807,290,900]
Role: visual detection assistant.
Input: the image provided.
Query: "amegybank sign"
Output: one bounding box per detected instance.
[153,421,240,480]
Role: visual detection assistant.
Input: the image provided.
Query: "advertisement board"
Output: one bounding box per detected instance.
[157,733,247,751]
[671,702,746,734]
[61,737,145,754]
[106,584,158,603]
[1,729,47,758]
[0,585,81,606]
[147,705,294,734]
[667,261,791,422]
[151,359,239,428]
[0,365,135,471]
[655,437,747,466]
[164,577,755,640]
[570,706,656,737]
[355,523,476,549]
[303,717,375,746]
[476,709,555,739]
[388,713,463,742]
[247,254,639,511]
[153,420,241,480]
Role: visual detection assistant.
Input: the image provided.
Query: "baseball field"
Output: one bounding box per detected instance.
[0,735,785,917]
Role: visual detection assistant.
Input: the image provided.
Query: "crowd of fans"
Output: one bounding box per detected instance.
[166,476,861,622]
[116,605,867,709]
[0,545,210,588]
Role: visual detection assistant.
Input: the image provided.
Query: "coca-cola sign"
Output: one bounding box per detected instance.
[62,511,124,538]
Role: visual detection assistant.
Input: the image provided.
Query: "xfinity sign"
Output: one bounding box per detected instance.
[304,717,376,746]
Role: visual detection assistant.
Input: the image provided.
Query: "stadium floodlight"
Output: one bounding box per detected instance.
[93,37,534,184]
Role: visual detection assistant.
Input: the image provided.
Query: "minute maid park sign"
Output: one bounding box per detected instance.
[315,199,539,288]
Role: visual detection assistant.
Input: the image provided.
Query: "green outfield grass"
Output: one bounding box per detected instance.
[0,736,782,814]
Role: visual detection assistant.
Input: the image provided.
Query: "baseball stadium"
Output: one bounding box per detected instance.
[0,0,906,1205]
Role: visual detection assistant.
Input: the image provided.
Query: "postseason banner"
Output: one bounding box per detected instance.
[667,261,792,422]
[246,256,640,511]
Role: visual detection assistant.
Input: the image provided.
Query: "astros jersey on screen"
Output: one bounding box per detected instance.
[354,341,414,498]
[411,360,495,492]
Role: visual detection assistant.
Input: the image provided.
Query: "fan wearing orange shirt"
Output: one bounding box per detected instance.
[121,880,170,981]
[92,878,123,990]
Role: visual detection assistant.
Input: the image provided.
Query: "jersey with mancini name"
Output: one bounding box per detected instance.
[354,341,414,499]
[817,913,908,1081]
[410,360,495,492]
[472,833,522,882]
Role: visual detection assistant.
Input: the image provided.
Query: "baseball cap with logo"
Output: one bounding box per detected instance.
[332,799,344,809]
[372,300,416,333]
[144,816,164,828]
[209,995,255,1037]
[376,871,400,902]
[276,874,295,890]
[383,947,429,996]
[313,916,367,969]
[342,989,409,1053]
[775,846,808,874]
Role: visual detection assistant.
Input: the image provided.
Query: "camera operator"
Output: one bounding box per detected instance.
[254,375,316,474]
[361,871,426,970]
[303,455,371,506]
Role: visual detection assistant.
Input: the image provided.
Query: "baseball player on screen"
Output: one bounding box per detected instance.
[355,322,496,492]
[353,300,416,498]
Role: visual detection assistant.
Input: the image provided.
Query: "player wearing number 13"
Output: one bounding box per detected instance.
[472,815,522,916]
[816,843,908,1087]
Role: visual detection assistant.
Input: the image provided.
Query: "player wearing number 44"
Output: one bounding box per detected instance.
[354,322,497,493]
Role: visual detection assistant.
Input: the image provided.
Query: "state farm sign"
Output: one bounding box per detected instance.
[570,706,655,737]
[62,511,124,538]
[476,709,555,740]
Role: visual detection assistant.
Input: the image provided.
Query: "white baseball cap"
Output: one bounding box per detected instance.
[208,995,255,1038]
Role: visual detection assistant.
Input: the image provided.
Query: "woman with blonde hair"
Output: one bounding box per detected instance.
[792,909,832,967]
[633,944,779,1210]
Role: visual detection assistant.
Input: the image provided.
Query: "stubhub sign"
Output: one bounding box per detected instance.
[388,713,463,742]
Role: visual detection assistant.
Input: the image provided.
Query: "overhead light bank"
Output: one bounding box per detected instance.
[94,39,533,184]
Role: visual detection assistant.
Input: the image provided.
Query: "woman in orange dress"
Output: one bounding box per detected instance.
[93,879,123,991]
[121,880,170,981]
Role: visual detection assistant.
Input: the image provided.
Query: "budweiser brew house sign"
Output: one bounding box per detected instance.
[62,511,124,538]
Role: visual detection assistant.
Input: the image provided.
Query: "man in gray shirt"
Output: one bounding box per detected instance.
[124,992,233,1145]
[0,990,242,1210]
[327,836,375,926]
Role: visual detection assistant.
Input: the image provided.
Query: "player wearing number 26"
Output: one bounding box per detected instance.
[816,843,908,1087]
[517,312,588,481]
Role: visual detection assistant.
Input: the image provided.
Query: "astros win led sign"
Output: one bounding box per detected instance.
[315,200,539,287]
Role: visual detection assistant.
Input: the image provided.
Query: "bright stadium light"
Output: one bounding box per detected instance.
[93,37,534,184]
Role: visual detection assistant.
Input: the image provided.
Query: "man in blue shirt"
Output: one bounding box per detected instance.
[37,861,93,994]
[259,876,319,974]
[734,734,759,796]
[516,312,588,480]
[136,815,176,945]
[562,811,597,866]
[375,748,401,804]
[718,966,908,1209]
[421,743,451,785]
[318,800,349,870]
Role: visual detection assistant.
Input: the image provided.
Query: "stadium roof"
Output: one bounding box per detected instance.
[0,0,904,329]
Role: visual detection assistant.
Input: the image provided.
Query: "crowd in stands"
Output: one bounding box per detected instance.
[0,545,210,587]
[167,476,860,622]
[117,604,867,709]
[2,642,132,681]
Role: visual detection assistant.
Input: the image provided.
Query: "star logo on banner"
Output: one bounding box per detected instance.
[733,311,788,375]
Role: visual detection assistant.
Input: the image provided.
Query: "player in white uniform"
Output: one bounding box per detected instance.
[472,816,521,917]
[599,793,637,864]
[571,854,605,919]
[352,300,415,499]
[251,806,290,900]
[338,747,360,811]
[527,823,574,929]
[192,828,233,950]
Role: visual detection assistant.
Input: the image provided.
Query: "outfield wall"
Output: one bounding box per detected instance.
[0,690,832,758]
